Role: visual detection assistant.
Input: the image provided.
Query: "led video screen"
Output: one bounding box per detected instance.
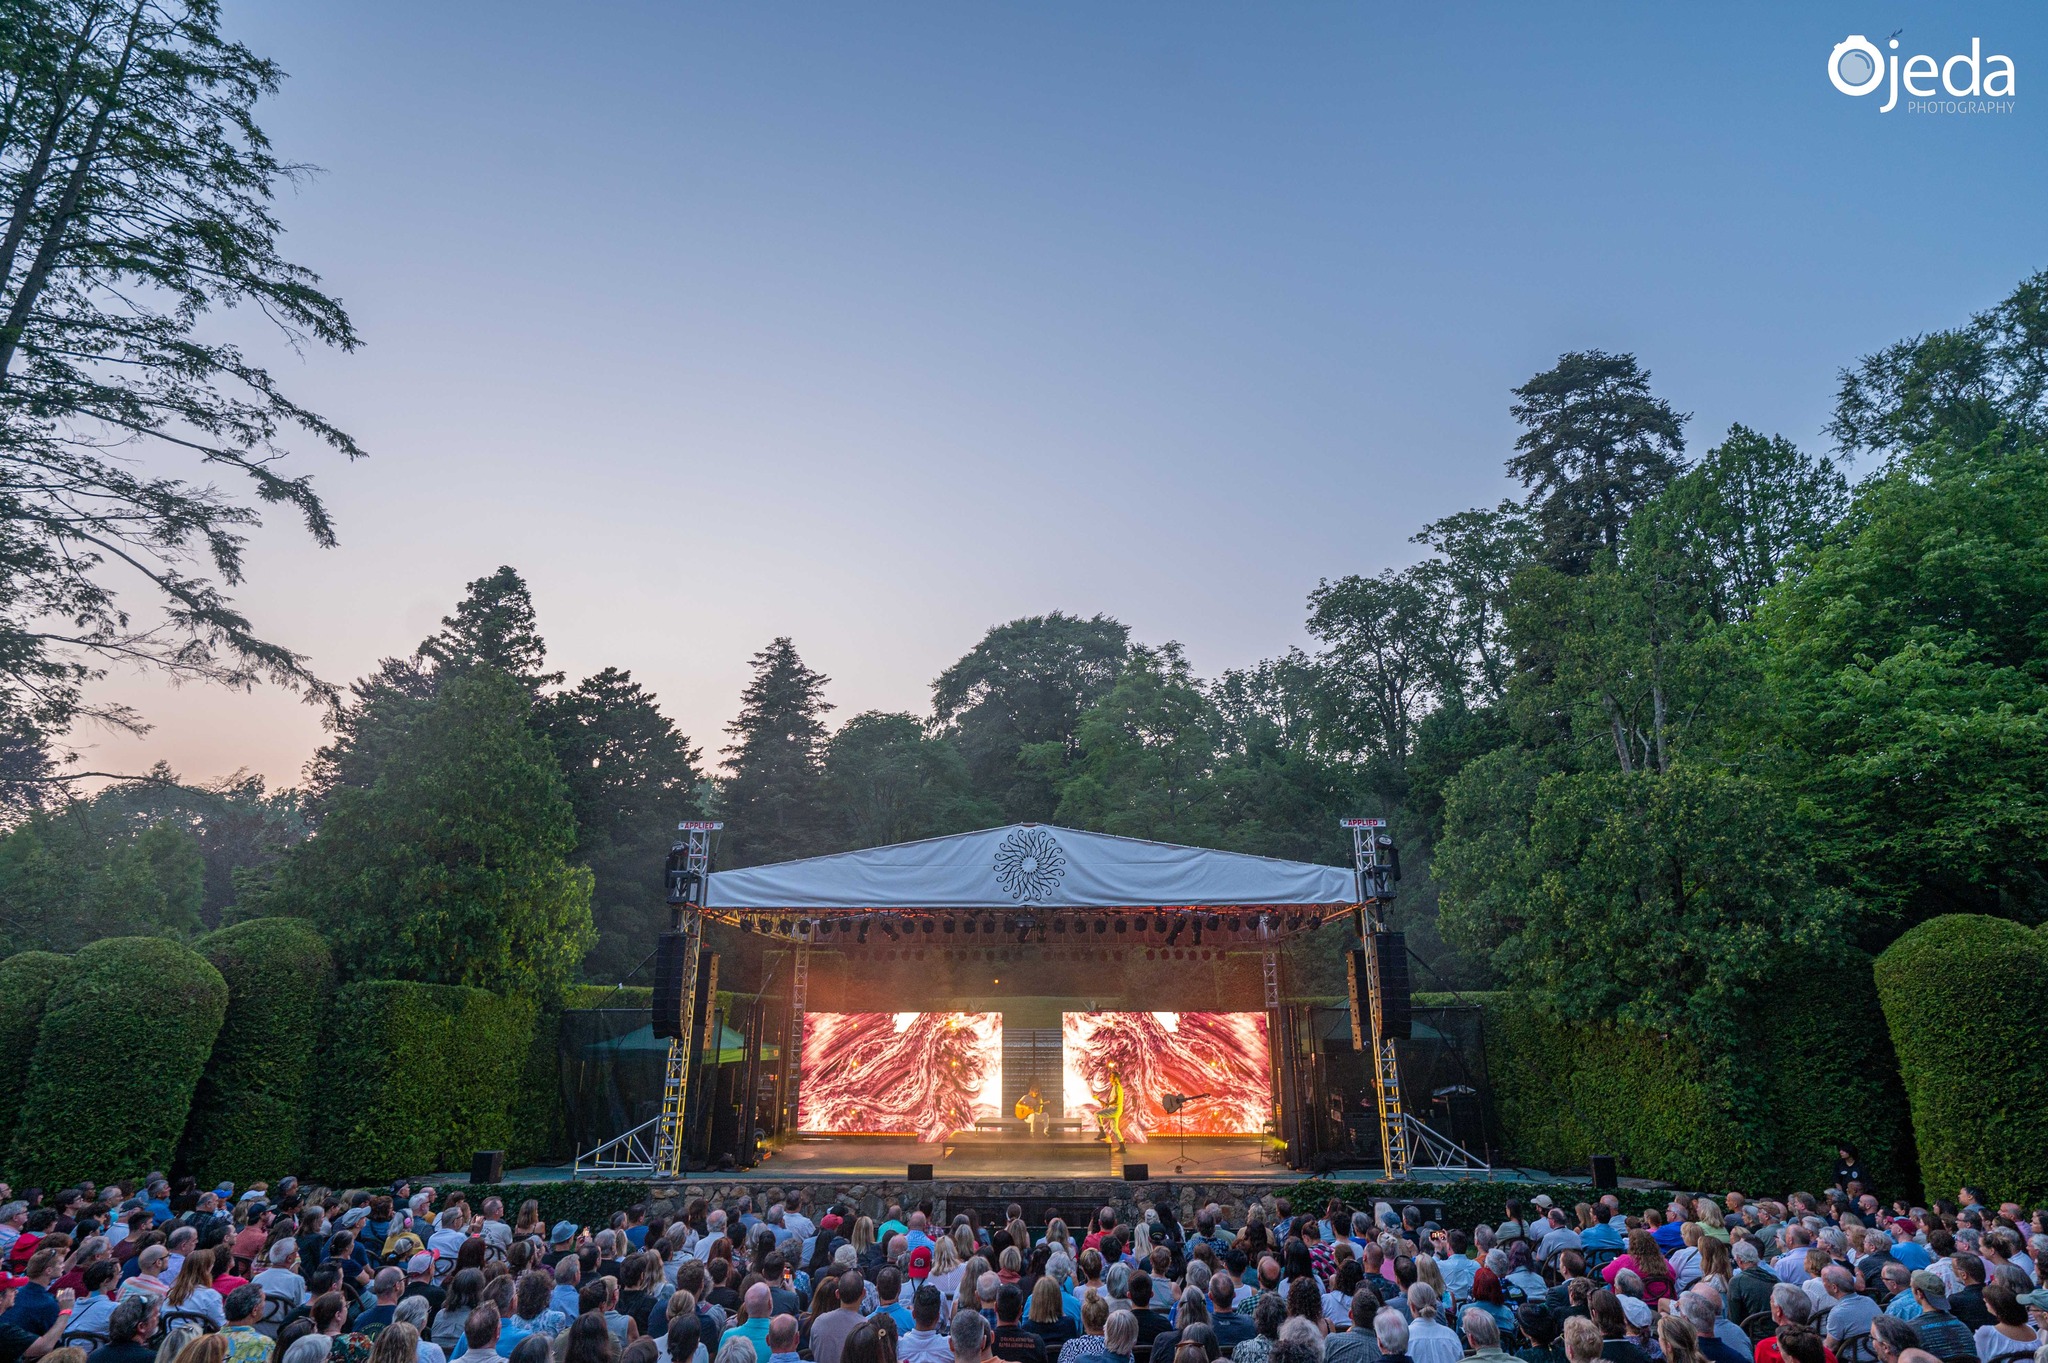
[798,1012,1002,1141]
[1062,1011,1271,1139]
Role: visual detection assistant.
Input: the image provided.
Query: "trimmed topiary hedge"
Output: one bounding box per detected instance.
[179,917,336,1186]
[0,952,71,1147]
[1876,914,2048,1203]
[8,937,228,1186]
[311,980,536,1183]
[1447,960,1914,1193]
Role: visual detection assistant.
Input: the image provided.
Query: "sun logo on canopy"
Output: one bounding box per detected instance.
[993,828,1066,901]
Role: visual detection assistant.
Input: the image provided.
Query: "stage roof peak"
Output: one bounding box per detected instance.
[703,822,1357,911]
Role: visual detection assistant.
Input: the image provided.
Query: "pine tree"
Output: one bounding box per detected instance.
[720,638,833,866]
[1508,351,1689,573]
[418,566,562,688]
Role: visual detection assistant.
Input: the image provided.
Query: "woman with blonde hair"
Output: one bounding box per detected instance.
[171,1337,229,1363]
[1044,1218,1073,1259]
[1657,1317,1703,1363]
[1695,1236,1732,1310]
[1029,1277,1079,1351]
[369,1323,422,1363]
[166,1249,226,1329]
[928,1237,966,1309]
[1413,1254,1454,1314]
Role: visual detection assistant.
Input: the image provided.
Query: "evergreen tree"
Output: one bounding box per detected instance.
[419,566,562,689]
[1508,351,1689,572]
[719,638,832,866]
[256,669,593,1002]
[538,667,705,981]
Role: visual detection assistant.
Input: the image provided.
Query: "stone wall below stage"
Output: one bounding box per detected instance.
[638,1177,1302,1228]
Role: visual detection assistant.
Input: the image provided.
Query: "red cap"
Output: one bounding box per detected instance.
[908,1246,933,1278]
[0,1273,28,1290]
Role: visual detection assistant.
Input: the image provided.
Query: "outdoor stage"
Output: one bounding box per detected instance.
[760,1129,1282,1179]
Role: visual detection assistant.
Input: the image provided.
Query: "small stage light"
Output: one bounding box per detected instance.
[1093,919,1106,934]
[921,919,934,933]
[857,922,869,944]
[1206,914,1221,930]
[1114,917,1126,933]
[1153,914,1167,933]
[963,919,976,934]
[943,918,955,933]
[982,917,996,933]
[1054,920,1066,934]
[1227,915,1241,930]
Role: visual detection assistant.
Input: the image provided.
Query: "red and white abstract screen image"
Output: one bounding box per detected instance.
[1061,1012,1270,1140]
[798,1012,1002,1142]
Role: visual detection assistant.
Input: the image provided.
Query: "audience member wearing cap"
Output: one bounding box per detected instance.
[0,1270,74,1363]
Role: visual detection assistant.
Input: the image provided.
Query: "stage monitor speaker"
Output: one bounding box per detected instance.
[1122,1164,1149,1182]
[651,930,690,1039]
[907,1163,934,1181]
[470,1150,503,1183]
[1591,1154,1618,1189]
[1372,931,1411,1041]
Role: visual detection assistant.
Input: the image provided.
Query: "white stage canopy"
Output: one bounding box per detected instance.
[704,823,1358,911]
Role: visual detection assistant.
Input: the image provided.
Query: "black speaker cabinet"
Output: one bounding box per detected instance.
[470,1150,504,1183]
[1591,1154,1619,1189]
[651,930,690,1039]
[1372,931,1412,1041]
[1123,1164,1149,1181]
[907,1163,934,1181]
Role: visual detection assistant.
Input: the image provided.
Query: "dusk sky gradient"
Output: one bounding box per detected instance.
[84,2,2047,788]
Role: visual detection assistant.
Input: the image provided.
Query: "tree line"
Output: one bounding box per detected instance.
[5,269,2042,1036]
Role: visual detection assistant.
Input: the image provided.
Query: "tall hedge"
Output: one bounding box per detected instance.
[0,952,71,1146]
[178,918,336,1185]
[1876,915,2048,1203]
[8,937,228,1185]
[1459,956,1913,1192]
[311,980,536,1183]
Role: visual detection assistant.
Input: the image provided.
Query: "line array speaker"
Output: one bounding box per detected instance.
[1372,931,1411,1041]
[651,930,690,1040]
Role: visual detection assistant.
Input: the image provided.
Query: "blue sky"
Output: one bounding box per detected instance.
[89,2,2047,785]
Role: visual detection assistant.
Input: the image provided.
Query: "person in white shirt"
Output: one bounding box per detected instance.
[253,1241,309,1315]
[1404,1284,1464,1363]
[780,1196,814,1253]
[898,1285,952,1363]
[476,1200,513,1256]
[429,1208,471,1280]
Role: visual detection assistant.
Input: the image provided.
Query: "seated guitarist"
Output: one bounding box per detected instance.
[1015,1083,1051,1137]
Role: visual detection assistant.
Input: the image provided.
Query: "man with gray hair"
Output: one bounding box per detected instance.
[1750,1284,1814,1363]
[1818,1264,1877,1346]
[1325,1292,1381,1363]
[1275,1318,1325,1363]
[950,1306,992,1363]
[1371,1310,1408,1362]
[1730,1241,1779,1323]
[1679,1290,1749,1363]
[1460,1308,1510,1363]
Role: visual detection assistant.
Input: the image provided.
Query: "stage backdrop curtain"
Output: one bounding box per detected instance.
[706,823,1355,910]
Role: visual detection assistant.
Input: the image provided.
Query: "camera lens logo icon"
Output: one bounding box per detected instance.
[1830,36,1885,95]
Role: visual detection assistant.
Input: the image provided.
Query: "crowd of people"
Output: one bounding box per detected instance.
[0,1171,2042,1363]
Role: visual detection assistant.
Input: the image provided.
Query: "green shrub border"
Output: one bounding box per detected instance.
[0,951,71,1148]
[311,980,537,1185]
[180,917,336,1186]
[1875,914,2048,1204]
[8,937,228,1186]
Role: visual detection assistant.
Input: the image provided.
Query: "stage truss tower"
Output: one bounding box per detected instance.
[1345,817,1489,1179]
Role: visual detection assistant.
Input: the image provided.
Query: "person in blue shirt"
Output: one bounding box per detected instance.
[719,1284,776,1363]
[870,1268,915,1334]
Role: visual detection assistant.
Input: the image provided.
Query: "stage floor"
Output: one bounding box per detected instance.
[757,1130,1284,1179]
